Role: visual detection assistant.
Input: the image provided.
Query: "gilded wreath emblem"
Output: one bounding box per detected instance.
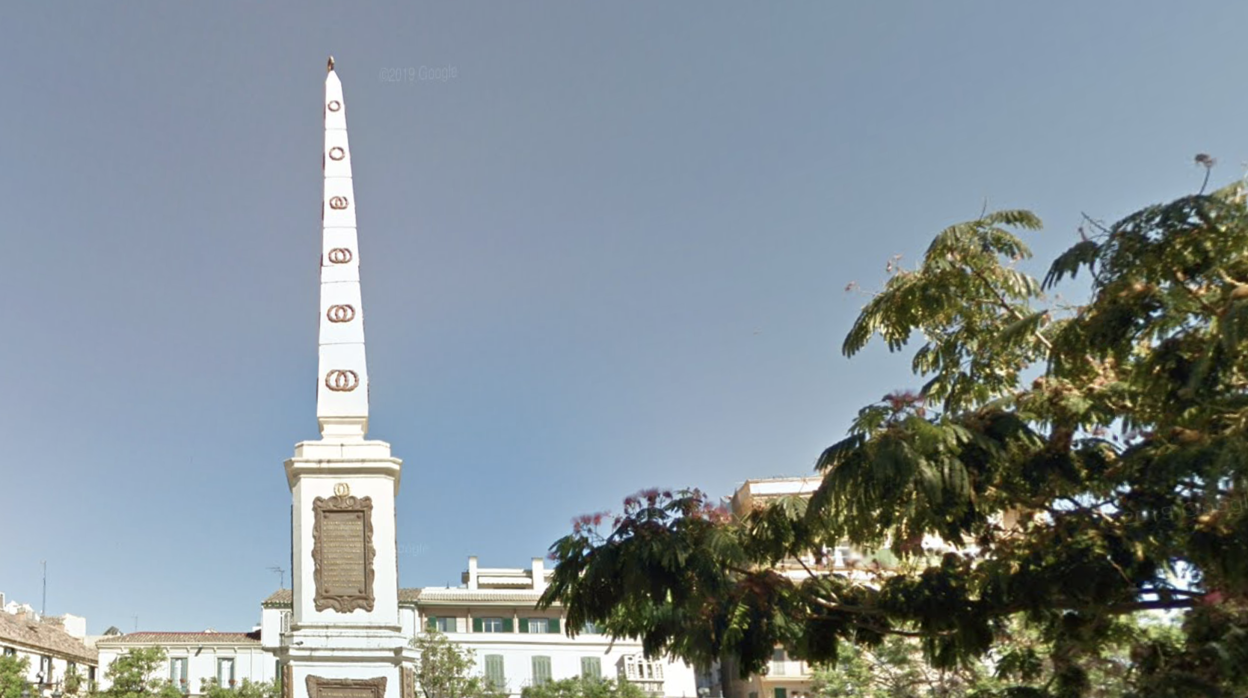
[325,369,359,392]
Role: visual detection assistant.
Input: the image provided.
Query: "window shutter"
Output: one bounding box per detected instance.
[518,618,528,634]
[547,618,560,634]
[532,656,552,686]
[503,618,514,633]
[485,655,506,690]
[426,616,437,632]
[580,657,601,680]
[774,689,787,698]
[473,618,483,633]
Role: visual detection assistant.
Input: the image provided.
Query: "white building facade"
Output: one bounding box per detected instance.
[95,631,276,696]
[261,557,698,698]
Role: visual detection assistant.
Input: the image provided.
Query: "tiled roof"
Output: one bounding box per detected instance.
[0,612,97,664]
[97,631,260,646]
[262,590,292,606]
[399,588,422,602]
[416,589,548,604]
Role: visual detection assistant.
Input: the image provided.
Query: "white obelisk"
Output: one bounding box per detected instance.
[281,57,414,698]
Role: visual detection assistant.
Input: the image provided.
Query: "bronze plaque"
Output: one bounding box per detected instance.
[311,494,376,612]
[306,676,386,698]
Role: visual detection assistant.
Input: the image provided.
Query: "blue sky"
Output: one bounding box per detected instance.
[2,3,1246,633]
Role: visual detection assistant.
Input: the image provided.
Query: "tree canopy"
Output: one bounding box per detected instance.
[0,654,30,698]
[520,677,645,698]
[540,181,1248,697]
[100,648,183,698]
[199,678,279,698]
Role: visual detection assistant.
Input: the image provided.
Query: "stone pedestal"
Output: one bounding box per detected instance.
[280,439,415,698]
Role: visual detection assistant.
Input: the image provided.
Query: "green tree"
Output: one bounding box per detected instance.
[541,181,1248,697]
[63,665,83,696]
[520,677,645,698]
[0,654,30,698]
[811,614,1177,698]
[411,631,505,698]
[101,648,183,698]
[200,679,280,698]
[811,637,981,698]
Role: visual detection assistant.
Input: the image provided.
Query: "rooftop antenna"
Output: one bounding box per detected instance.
[131,615,138,632]
[41,561,46,617]
[268,566,287,589]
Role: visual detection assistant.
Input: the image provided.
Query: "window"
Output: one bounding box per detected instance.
[622,656,663,682]
[774,689,787,698]
[473,617,511,633]
[484,655,506,691]
[217,658,235,685]
[169,658,188,693]
[531,656,551,687]
[520,618,559,634]
[770,648,787,676]
[426,616,456,633]
[580,622,601,635]
[40,656,53,683]
[2,647,14,657]
[580,657,601,681]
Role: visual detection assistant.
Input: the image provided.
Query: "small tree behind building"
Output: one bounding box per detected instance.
[100,648,183,698]
[200,678,280,698]
[521,677,645,698]
[411,631,504,698]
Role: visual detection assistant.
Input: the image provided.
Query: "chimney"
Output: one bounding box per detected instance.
[531,557,546,591]
[466,557,478,590]
[61,615,87,639]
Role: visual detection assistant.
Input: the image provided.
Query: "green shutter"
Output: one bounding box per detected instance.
[548,618,560,634]
[532,656,552,686]
[774,689,787,698]
[485,655,506,690]
[580,657,601,680]
[473,618,483,633]
[518,618,528,634]
[503,618,514,633]
[426,616,437,632]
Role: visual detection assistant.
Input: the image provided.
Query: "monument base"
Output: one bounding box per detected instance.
[285,663,414,698]
[281,627,416,698]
